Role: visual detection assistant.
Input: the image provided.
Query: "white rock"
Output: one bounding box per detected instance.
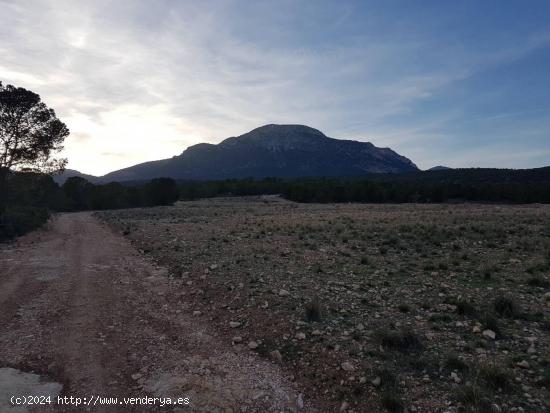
[371,376,381,386]
[482,329,496,340]
[279,289,290,296]
[296,393,304,409]
[341,361,355,372]
[451,372,461,383]
[229,321,241,328]
[517,360,530,369]
[270,350,283,362]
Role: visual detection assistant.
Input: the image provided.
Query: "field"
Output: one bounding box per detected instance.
[97,197,550,413]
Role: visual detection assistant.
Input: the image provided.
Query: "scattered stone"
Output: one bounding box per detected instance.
[341,361,355,372]
[232,336,242,344]
[270,350,283,363]
[296,332,306,340]
[248,341,259,350]
[229,321,241,328]
[450,372,461,383]
[371,376,381,387]
[296,393,304,409]
[517,360,530,369]
[279,289,290,297]
[482,329,496,340]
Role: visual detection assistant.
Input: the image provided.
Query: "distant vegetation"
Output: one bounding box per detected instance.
[0,173,179,240]
[2,81,549,240]
[61,176,179,211]
[3,166,550,240]
[1,82,69,240]
[177,168,550,204]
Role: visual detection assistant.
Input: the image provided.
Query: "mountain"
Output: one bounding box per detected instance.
[99,124,418,182]
[52,169,99,185]
[428,165,452,171]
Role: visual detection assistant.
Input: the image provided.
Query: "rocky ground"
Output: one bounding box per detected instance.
[0,212,307,412]
[98,197,550,413]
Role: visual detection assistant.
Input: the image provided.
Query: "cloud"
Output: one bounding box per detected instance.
[1,0,549,174]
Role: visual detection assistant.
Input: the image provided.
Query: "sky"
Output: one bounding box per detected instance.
[1,0,549,175]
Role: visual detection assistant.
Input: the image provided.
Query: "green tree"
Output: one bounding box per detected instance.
[0,82,69,174]
[145,178,179,206]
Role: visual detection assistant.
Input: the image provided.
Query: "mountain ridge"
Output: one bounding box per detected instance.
[57,124,420,183]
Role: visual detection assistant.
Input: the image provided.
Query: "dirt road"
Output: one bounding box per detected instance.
[0,213,310,412]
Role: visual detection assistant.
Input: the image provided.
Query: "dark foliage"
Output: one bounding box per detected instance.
[0,82,68,173]
[61,177,180,211]
[1,173,180,240]
[304,297,322,322]
[493,296,517,318]
[376,328,423,352]
[0,172,66,240]
[172,167,550,204]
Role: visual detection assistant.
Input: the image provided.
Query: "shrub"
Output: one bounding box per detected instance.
[477,363,511,391]
[479,313,502,337]
[527,276,549,288]
[445,354,469,371]
[304,297,322,322]
[397,303,410,313]
[456,299,477,317]
[493,296,517,318]
[381,392,405,413]
[376,328,423,352]
[376,368,398,390]
[0,206,50,241]
[455,385,492,412]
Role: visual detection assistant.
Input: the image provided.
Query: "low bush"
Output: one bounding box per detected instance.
[493,296,517,318]
[0,206,50,241]
[376,328,423,352]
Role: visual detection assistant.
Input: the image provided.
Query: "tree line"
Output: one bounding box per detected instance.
[0,173,179,240]
[0,81,179,240]
[2,81,550,241]
[176,169,550,204]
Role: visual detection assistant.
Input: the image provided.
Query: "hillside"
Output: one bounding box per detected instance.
[52,169,99,185]
[99,124,418,182]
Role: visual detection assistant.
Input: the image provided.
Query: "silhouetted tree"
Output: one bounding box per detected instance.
[1,82,69,238]
[0,82,69,174]
[145,178,179,206]
[62,177,94,210]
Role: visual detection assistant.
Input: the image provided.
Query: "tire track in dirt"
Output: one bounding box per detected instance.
[0,213,313,412]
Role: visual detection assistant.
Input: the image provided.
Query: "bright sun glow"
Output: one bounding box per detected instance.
[63,104,196,175]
